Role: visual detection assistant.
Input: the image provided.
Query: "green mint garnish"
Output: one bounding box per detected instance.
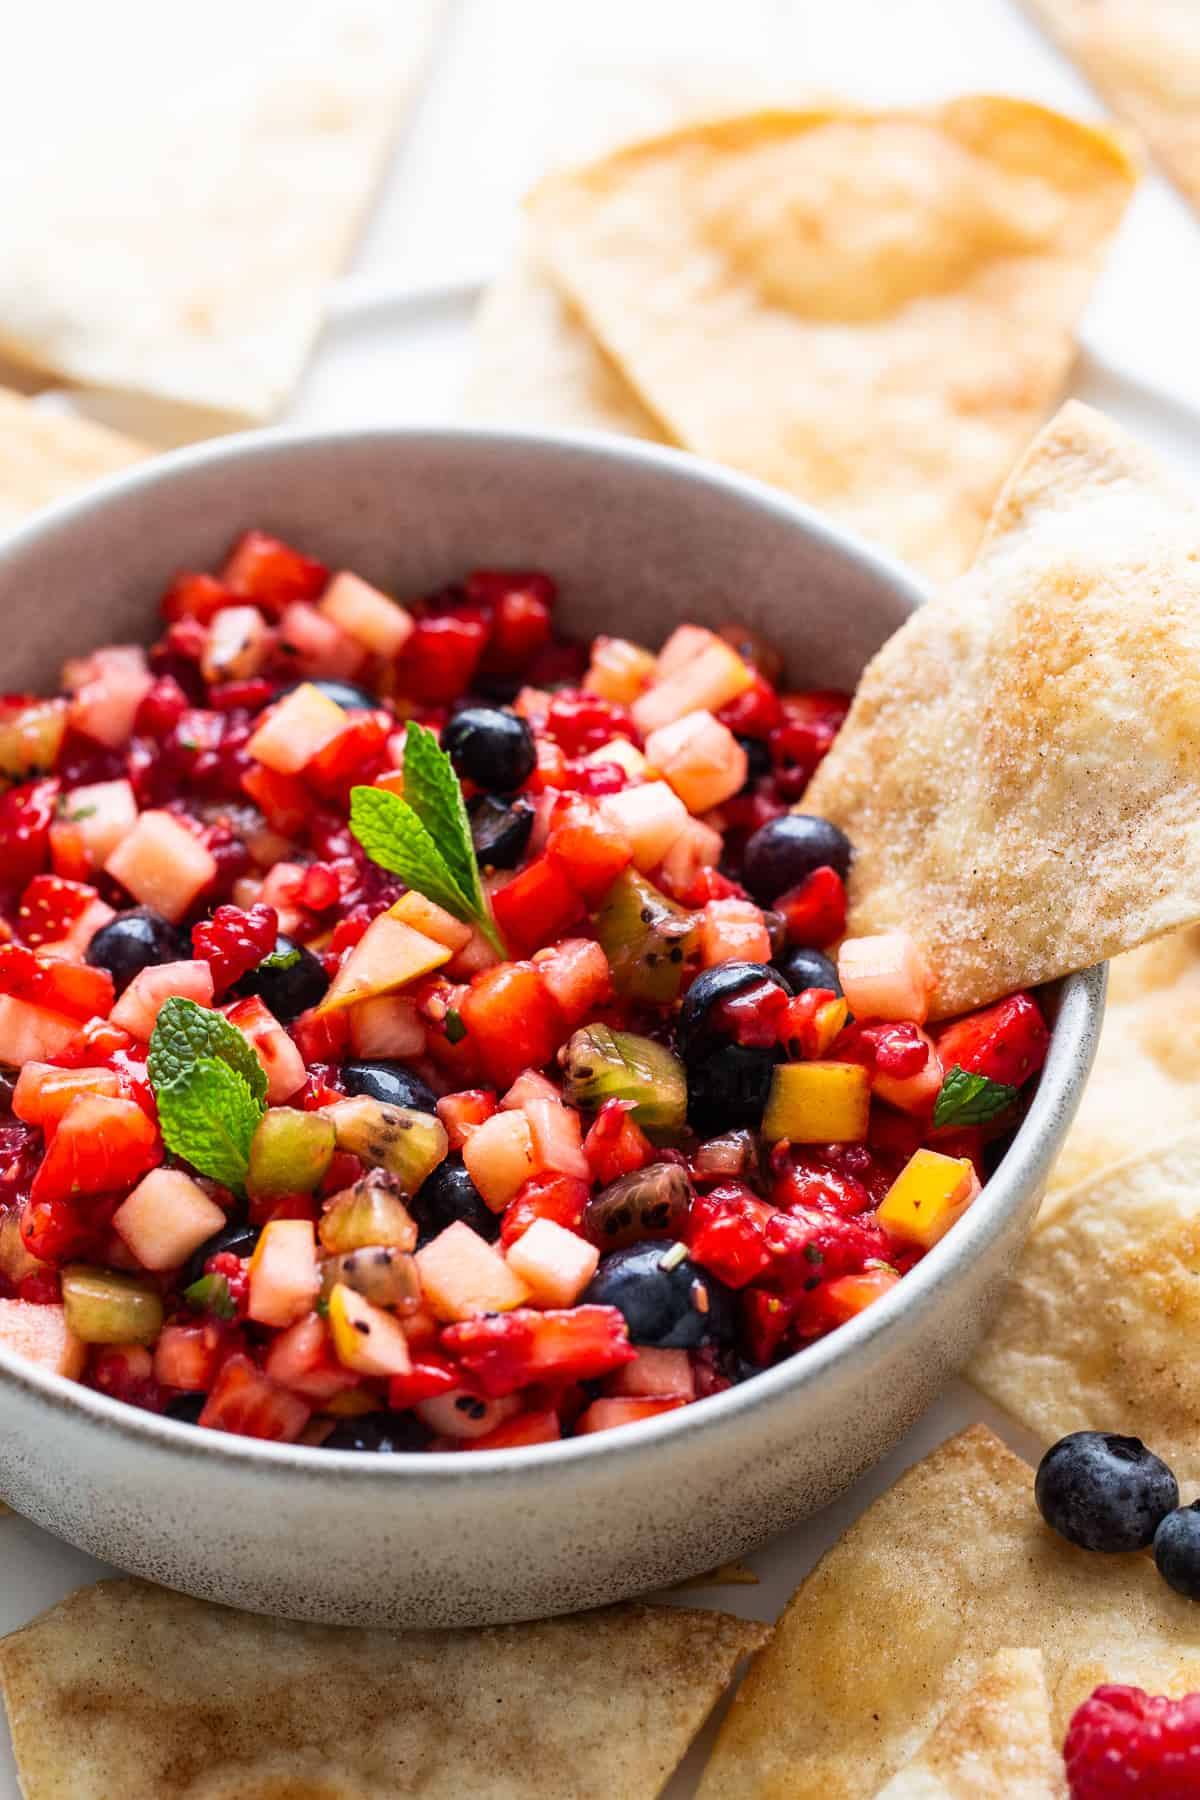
[444,1007,467,1045]
[349,722,506,956]
[933,1064,1019,1129]
[259,943,301,974]
[148,998,267,1191]
[183,1272,236,1320]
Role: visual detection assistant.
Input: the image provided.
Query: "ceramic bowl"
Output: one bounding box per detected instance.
[0,428,1104,1627]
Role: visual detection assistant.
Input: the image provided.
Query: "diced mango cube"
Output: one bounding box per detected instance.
[876,1148,979,1249]
[327,1283,412,1378]
[762,1061,870,1144]
[584,637,656,704]
[505,1218,599,1308]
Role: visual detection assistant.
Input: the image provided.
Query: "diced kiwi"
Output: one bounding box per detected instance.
[247,1107,337,1200]
[594,870,701,1004]
[318,1170,418,1255]
[561,1025,688,1139]
[321,1095,448,1195]
[61,1265,163,1346]
[584,1161,693,1250]
[318,1245,421,1313]
[0,1210,47,1284]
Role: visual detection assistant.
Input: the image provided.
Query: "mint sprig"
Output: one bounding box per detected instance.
[933,1064,1019,1129]
[148,998,267,1192]
[349,723,506,956]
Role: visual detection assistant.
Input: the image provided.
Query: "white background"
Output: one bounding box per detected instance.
[4,1,1200,1792]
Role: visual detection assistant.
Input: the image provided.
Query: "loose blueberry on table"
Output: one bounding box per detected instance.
[0,535,1051,1450]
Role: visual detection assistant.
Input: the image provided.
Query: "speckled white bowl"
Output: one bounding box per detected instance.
[0,429,1104,1627]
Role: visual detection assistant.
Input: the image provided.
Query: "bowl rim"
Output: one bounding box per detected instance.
[0,422,1107,1487]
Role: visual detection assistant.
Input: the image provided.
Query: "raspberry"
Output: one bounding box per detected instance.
[192,902,278,991]
[205,1250,250,1315]
[1065,1686,1200,1797]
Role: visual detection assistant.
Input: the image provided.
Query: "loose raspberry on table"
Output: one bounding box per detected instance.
[1065,1685,1200,1798]
[192,903,278,991]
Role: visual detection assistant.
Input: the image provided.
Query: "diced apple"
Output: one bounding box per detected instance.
[532,938,611,1028]
[53,779,138,870]
[577,1396,686,1434]
[654,624,714,679]
[500,1069,560,1111]
[223,995,306,1102]
[0,995,84,1065]
[245,682,348,776]
[584,636,657,703]
[13,1062,121,1132]
[110,960,215,1040]
[247,1219,319,1328]
[105,811,218,923]
[523,1096,589,1181]
[39,896,116,960]
[388,891,473,954]
[201,604,272,685]
[112,1168,227,1272]
[462,1108,535,1211]
[0,1299,86,1379]
[506,1218,599,1307]
[318,909,451,1013]
[275,602,364,680]
[320,571,414,659]
[327,1282,412,1378]
[700,897,772,968]
[65,645,153,749]
[839,932,933,1025]
[415,1221,531,1321]
[645,710,748,814]
[632,640,753,736]
[600,781,689,871]
[346,994,425,1061]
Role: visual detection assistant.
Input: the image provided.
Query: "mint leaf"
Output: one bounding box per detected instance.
[183,1272,237,1320]
[444,1007,467,1045]
[259,943,300,973]
[402,722,486,916]
[349,786,474,918]
[148,996,267,1108]
[155,1057,261,1192]
[933,1064,1019,1129]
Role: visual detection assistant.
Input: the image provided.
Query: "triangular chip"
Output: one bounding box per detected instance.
[0,2,443,424]
[969,1128,1200,1483]
[0,1580,765,1799]
[874,1649,1064,1799]
[1046,927,1200,1207]
[698,1426,1200,1800]
[527,99,1135,580]
[0,389,146,534]
[804,401,1200,1018]
[1026,0,1200,211]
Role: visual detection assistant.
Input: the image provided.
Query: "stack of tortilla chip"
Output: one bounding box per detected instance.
[0,390,146,534]
[468,97,1136,581]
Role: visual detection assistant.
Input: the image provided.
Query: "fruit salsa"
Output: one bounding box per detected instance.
[0,535,1050,1452]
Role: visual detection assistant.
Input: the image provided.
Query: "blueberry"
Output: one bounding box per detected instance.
[181,1222,260,1294]
[442,707,535,793]
[86,908,189,996]
[276,678,378,712]
[1035,1432,1179,1552]
[737,734,772,786]
[341,1060,438,1115]
[772,945,842,996]
[677,961,792,1063]
[164,1392,207,1425]
[234,932,328,1022]
[742,814,853,905]
[468,793,534,870]
[411,1153,500,1245]
[583,1242,735,1349]
[687,1042,779,1132]
[322,1412,432,1453]
[1154,1502,1200,1599]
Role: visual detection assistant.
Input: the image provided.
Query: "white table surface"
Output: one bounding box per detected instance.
[5,2,1200,1793]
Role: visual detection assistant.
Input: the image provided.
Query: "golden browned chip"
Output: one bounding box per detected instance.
[0,3,444,425]
[969,1129,1200,1482]
[805,400,1200,1018]
[0,1580,766,1799]
[698,1426,1200,1800]
[671,1559,760,1591]
[874,1649,1064,1799]
[1026,0,1200,209]
[527,99,1135,580]
[0,389,146,533]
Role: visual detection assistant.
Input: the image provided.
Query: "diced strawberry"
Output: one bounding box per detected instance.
[264,1312,359,1401]
[533,937,613,1030]
[16,875,98,949]
[441,1305,634,1397]
[387,1350,464,1409]
[162,571,236,624]
[0,778,59,892]
[436,1088,497,1150]
[821,1266,901,1325]
[198,1352,312,1441]
[545,796,633,904]
[223,995,306,1103]
[221,531,328,614]
[109,960,213,1040]
[491,856,585,957]
[527,738,568,794]
[717,670,784,738]
[741,1287,797,1365]
[240,763,313,838]
[291,1005,350,1066]
[933,992,1050,1089]
[478,586,553,677]
[769,689,851,797]
[0,944,114,1022]
[12,1062,121,1133]
[88,1343,163,1413]
[459,961,563,1091]
[686,1185,776,1288]
[700,897,772,968]
[583,1099,653,1186]
[545,692,637,758]
[775,866,847,949]
[154,1317,236,1392]
[576,1396,686,1434]
[305,712,390,798]
[28,1094,160,1210]
[499,1172,589,1249]
[395,612,489,705]
[458,1407,561,1450]
[777,989,847,1060]
[274,602,363,681]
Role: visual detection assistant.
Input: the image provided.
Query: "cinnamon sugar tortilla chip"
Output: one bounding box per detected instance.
[0,1580,765,1799]
[526,99,1135,579]
[0,390,146,533]
[698,1426,1200,1800]
[805,401,1200,1018]
[874,1649,1064,1799]
[969,1130,1200,1483]
[1026,0,1200,210]
[0,2,444,424]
